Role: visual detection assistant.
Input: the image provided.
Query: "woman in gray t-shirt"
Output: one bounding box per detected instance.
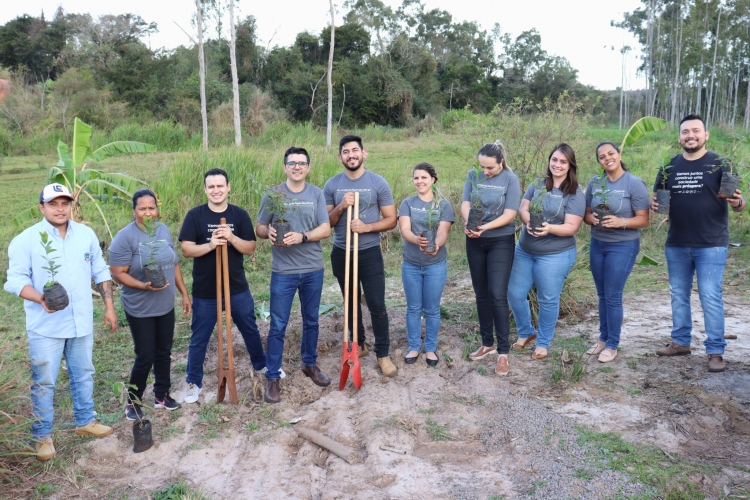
[109,190,191,419]
[582,142,650,363]
[461,142,521,376]
[398,163,455,366]
[508,143,585,360]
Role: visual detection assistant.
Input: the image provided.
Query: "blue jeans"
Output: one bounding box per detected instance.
[187,289,266,388]
[266,269,324,380]
[28,332,96,439]
[589,238,639,350]
[665,246,727,354]
[466,234,515,354]
[402,260,448,353]
[508,245,577,349]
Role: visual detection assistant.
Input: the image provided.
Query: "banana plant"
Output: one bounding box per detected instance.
[619,116,667,151]
[12,118,156,239]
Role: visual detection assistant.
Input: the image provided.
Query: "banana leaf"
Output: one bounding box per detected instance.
[638,253,660,266]
[91,141,156,162]
[11,207,41,229]
[620,117,667,151]
[72,118,93,168]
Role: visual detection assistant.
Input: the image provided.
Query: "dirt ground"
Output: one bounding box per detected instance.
[56,284,750,499]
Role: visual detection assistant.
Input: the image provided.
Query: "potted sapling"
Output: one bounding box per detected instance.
[39,231,69,311]
[593,174,614,232]
[139,217,168,288]
[113,382,153,453]
[717,134,747,198]
[264,186,292,247]
[528,179,546,233]
[466,165,484,231]
[655,149,673,214]
[423,200,441,254]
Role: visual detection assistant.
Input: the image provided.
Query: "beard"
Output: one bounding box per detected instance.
[680,138,705,154]
[343,157,364,171]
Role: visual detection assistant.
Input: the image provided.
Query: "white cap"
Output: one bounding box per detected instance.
[40,183,74,203]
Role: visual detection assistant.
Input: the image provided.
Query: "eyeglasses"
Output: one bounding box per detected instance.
[285,161,309,167]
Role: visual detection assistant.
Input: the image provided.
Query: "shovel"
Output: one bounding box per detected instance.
[216,217,239,404]
[339,192,362,390]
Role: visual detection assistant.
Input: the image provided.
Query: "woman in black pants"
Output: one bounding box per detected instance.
[109,190,191,420]
[461,142,521,375]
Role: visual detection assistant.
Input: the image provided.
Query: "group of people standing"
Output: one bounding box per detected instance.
[5,115,744,462]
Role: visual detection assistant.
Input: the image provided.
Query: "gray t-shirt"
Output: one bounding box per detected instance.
[519,183,585,255]
[585,171,650,242]
[324,170,395,250]
[258,183,329,274]
[461,168,521,238]
[398,196,455,266]
[108,221,179,318]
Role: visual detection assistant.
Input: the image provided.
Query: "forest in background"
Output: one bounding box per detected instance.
[0,0,748,157]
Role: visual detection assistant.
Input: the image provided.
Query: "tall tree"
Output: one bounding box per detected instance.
[228,0,241,146]
[326,0,335,148]
[196,0,208,150]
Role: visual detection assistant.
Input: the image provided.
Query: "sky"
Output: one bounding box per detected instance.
[2,0,647,91]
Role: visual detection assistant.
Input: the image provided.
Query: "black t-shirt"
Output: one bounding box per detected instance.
[178,203,256,298]
[653,151,729,247]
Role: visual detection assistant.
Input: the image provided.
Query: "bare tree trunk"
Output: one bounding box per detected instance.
[229,0,241,146]
[646,0,654,116]
[670,6,683,124]
[338,83,346,126]
[706,7,721,126]
[745,62,750,130]
[196,0,208,151]
[326,0,335,148]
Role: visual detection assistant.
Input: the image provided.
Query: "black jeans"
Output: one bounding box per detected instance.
[331,245,390,358]
[125,309,175,401]
[466,234,515,354]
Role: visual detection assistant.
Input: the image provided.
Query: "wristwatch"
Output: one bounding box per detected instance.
[301,233,308,243]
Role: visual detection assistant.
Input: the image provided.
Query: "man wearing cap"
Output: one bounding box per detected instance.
[256,146,332,403]
[5,183,118,461]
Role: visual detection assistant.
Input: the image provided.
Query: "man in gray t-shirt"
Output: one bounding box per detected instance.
[256,147,332,403]
[324,135,398,378]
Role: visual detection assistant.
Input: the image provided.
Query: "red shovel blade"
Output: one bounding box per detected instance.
[339,342,362,391]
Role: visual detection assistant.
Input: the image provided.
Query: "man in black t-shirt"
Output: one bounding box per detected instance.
[179,168,268,403]
[652,114,745,373]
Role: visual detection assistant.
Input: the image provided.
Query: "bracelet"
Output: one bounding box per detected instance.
[622,219,627,230]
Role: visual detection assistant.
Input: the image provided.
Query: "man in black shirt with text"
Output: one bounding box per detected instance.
[652,114,745,372]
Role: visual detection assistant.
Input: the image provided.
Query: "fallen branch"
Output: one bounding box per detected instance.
[294,426,364,464]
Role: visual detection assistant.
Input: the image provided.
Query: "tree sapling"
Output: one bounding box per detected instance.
[39,231,69,311]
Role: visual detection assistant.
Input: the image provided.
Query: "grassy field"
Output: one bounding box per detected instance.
[0,116,748,493]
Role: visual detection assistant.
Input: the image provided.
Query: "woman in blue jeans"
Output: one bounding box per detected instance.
[508,143,585,360]
[462,142,521,375]
[584,142,650,362]
[399,163,454,365]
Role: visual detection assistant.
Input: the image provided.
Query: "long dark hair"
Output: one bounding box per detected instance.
[545,143,578,196]
[413,162,438,183]
[595,141,628,171]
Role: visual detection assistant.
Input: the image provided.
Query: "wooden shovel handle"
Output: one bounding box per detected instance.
[343,206,352,345]
[352,192,359,345]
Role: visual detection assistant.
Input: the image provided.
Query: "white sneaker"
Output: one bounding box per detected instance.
[258,367,286,379]
[184,383,202,404]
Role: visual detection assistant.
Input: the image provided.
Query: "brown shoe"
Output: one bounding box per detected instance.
[708,354,726,372]
[75,420,113,438]
[265,379,280,404]
[495,354,509,376]
[377,357,398,377]
[656,342,691,356]
[469,345,497,361]
[35,438,55,461]
[301,365,331,387]
[358,344,369,357]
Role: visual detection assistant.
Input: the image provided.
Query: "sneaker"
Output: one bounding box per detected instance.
[258,367,286,379]
[35,438,55,461]
[656,342,691,356]
[125,402,144,421]
[75,420,113,438]
[469,345,497,361]
[708,354,726,372]
[184,383,202,404]
[154,393,181,411]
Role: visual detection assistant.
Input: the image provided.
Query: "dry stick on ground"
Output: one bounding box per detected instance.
[294,426,364,464]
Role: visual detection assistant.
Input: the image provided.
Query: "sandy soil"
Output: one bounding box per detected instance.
[51,286,750,499]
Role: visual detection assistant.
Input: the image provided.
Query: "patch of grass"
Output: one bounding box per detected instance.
[156,424,185,442]
[573,468,594,480]
[529,480,548,495]
[245,421,259,434]
[476,366,487,376]
[627,388,642,396]
[577,426,715,499]
[35,483,62,498]
[197,403,223,425]
[425,418,452,441]
[418,407,436,415]
[628,359,638,370]
[173,362,187,374]
[598,366,615,373]
[151,481,207,500]
[475,395,486,406]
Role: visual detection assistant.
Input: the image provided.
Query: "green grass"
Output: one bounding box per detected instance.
[577,427,714,499]
[424,418,452,441]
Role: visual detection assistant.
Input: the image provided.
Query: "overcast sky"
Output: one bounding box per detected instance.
[3,0,647,91]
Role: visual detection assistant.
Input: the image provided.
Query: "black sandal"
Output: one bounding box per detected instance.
[404,354,419,364]
[425,353,439,366]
